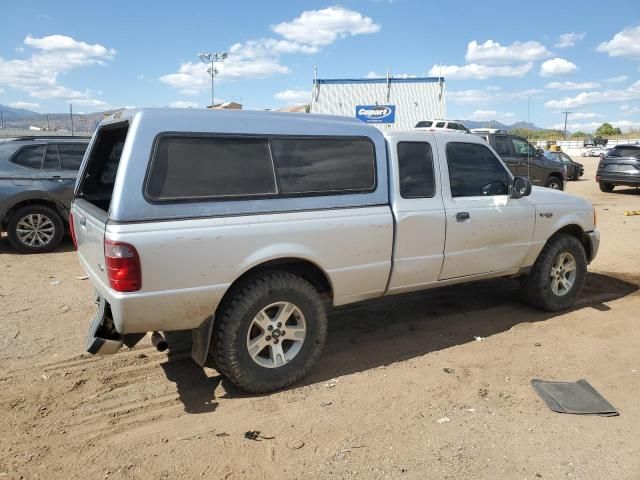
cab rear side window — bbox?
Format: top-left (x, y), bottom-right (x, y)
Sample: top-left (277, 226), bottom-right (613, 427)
top-left (397, 142), bottom-right (435, 198)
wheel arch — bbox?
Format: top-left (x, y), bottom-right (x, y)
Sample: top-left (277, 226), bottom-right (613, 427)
top-left (2, 197), bottom-right (68, 228)
top-left (191, 257), bottom-right (333, 367)
top-left (549, 224), bottom-right (591, 261)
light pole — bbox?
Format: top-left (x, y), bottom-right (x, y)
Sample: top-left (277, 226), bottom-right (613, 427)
top-left (198, 51), bottom-right (227, 109)
top-left (562, 111), bottom-right (572, 140)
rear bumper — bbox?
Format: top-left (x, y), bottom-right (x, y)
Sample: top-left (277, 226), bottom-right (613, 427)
top-left (79, 255), bottom-right (228, 334)
top-left (596, 172), bottom-right (640, 186)
top-left (586, 230), bottom-right (600, 264)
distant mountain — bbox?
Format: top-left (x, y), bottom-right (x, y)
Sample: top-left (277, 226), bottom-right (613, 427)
top-left (0, 106), bottom-right (118, 133)
top-left (461, 119), bottom-right (544, 131)
top-left (0, 104), bottom-right (41, 120)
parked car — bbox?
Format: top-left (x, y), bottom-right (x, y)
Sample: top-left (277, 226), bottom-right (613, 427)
top-left (582, 147), bottom-right (609, 157)
top-left (74, 109), bottom-right (599, 393)
top-left (415, 119), bottom-right (470, 133)
top-left (0, 136), bottom-right (90, 253)
top-left (473, 132), bottom-right (567, 189)
top-left (545, 150), bottom-right (584, 180)
top-left (584, 136), bottom-right (608, 147)
top-left (596, 144), bottom-right (640, 192)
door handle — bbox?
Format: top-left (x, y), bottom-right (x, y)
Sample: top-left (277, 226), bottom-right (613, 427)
top-left (456, 212), bottom-right (470, 222)
top-left (51, 175), bottom-right (64, 182)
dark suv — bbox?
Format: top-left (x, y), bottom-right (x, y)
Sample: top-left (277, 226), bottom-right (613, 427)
top-left (0, 136), bottom-right (90, 253)
top-left (473, 133), bottom-right (566, 189)
top-left (596, 144), bottom-right (640, 192)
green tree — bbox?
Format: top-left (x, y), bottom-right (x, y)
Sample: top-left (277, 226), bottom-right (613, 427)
top-left (571, 131), bottom-right (588, 138)
top-left (594, 122), bottom-right (622, 136)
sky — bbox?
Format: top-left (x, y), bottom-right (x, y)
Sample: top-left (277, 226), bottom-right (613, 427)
top-left (1, 0), bottom-right (639, 132)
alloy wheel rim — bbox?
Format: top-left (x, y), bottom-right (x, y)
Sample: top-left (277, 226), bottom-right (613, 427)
top-left (16, 214), bottom-right (55, 247)
top-left (549, 251), bottom-right (577, 296)
top-left (246, 301), bottom-right (307, 368)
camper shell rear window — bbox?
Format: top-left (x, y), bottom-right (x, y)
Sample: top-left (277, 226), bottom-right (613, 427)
top-left (76, 122), bottom-right (129, 212)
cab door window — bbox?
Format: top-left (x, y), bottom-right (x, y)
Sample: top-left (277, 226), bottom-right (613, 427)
top-left (493, 135), bottom-right (512, 157)
top-left (44, 145), bottom-right (61, 170)
top-left (446, 142), bottom-right (509, 197)
top-left (58, 143), bottom-right (87, 171)
top-left (511, 137), bottom-right (535, 157)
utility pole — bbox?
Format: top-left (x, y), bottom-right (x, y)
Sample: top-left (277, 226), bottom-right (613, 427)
top-left (46, 114), bottom-right (50, 131)
top-left (562, 111), bottom-right (571, 139)
top-left (70, 104), bottom-right (74, 136)
top-left (198, 51), bottom-right (228, 109)
top-left (0, 111), bottom-right (3, 129)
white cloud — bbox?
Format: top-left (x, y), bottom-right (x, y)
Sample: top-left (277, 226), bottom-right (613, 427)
top-left (448, 88), bottom-right (541, 105)
top-left (365, 71), bottom-right (417, 79)
top-left (168, 100), bottom-right (199, 108)
top-left (540, 58), bottom-right (577, 77)
top-left (507, 88), bottom-right (543, 99)
top-left (8, 101), bottom-right (40, 110)
top-left (545, 80), bottom-right (640, 109)
top-left (555, 32), bottom-right (585, 48)
top-left (606, 75), bottom-right (629, 83)
top-left (467, 110), bottom-right (516, 121)
top-left (568, 112), bottom-right (603, 120)
top-left (545, 81), bottom-right (600, 90)
top-left (429, 62), bottom-right (532, 80)
top-left (597, 25), bottom-right (640, 59)
top-left (274, 89), bottom-right (310, 104)
top-left (0, 34), bottom-right (114, 109)
top-left (272, 6), bottom-right (380, 47)
top-left (447, 89), bottom-right (495, 105)
top-left (465, 40), bottom-right (551, 65)
top-left (162, 7), bottom-right (380, 94)
top-left (621, 104), bottom-right (640, 114)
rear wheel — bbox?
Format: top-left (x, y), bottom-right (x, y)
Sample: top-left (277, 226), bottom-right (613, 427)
top-left (211, 272), bottom-right (327, 393)
top-left (521, 234), bottom-right (587, 312)
top-left (599, 182), bottom-right (614, 192)
top-left (7, 205), bottom-right (64, 253)
top-left (545, 176), bottom-right (564, 190)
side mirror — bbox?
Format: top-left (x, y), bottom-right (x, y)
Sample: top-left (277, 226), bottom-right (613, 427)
top-left (511, 176), bottom-right (532, 199)
top-left (536, 148), bottom-right (544, 157)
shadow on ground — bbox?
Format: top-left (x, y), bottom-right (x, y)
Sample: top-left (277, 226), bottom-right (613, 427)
top-left (0, 235), bottom-right (76, 255)
top-left (160, 271), bottom-right (638, 409)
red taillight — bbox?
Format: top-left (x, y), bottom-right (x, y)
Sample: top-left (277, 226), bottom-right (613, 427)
top-left (69, 213), bottom-right (77, 249)
top-left (104, 240), bottom-right (141, 292)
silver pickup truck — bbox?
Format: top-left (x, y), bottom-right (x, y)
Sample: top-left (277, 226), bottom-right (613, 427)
top-left (72, 109), bottom-right (599, 393)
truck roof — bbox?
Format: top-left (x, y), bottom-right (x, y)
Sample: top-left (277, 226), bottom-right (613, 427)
top-left (101, 108), bottom-right (376, 135)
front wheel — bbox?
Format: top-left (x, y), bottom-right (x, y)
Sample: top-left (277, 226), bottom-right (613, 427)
top-left (211, 272), bottom-right (327, 393)
top-left (545, 176), bottom-right (564, 190)
top-left (599, 182), bottom-right (614, 192)
top-left (521, 234), bottom-right (587, 311)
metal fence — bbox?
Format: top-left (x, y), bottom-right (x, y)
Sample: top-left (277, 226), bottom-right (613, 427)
top-left (0, 128), bottom-right (83, 138)
top-left (533, 138), bottom-right (640, 149)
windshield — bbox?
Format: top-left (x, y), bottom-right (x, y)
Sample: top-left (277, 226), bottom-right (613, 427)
top-left (608, 146), bottom-right (640, 158)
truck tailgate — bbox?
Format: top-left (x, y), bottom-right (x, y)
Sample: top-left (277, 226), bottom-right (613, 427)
top-left (72, 199), bottom-right (109, 288)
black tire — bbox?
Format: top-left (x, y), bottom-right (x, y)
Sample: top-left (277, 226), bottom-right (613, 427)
top-left (544, 176), bottom-right (564, 190)
top-left (212, 272), bottom-right (327, 393)
top-left (521, 234), bottom-right (587, 312)
top-left (599, 182), bottom-right (614, 193)
top-left (7, 205), bottom-right (65, 254)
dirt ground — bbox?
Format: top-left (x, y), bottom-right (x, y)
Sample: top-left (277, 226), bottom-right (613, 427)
top-left (1, 156), bottom-right (639, 480)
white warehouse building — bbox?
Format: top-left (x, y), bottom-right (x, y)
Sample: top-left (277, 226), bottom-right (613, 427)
top-left (310, 75), bottom-right (446, 131)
